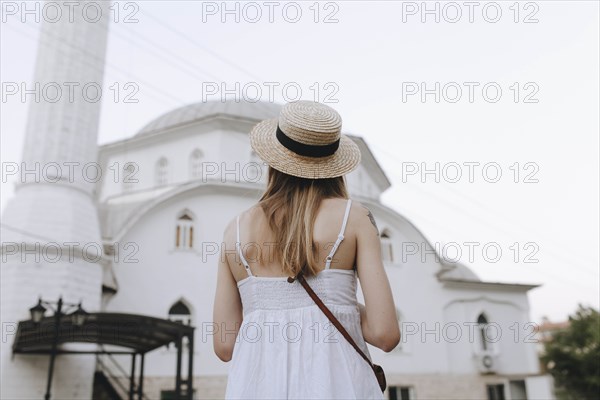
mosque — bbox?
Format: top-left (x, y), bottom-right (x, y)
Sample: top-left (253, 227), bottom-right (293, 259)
top-left (0, 2), bottom-right (555, 399)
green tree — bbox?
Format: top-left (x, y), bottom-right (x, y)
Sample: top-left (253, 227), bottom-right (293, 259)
top-left (541, 304), bottom-right (600, 400)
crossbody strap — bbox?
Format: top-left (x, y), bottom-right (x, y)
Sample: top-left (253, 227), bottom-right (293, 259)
top-left (293, 272), bottom-right (374, 369)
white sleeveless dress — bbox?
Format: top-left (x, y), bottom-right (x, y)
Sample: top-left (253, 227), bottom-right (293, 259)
top-left (225, 199), bottom-right (384, 399)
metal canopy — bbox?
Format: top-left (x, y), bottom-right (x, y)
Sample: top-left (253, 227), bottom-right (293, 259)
top-left (13, 312), bottom-right (193, 354)
top-left (12, 312), bottom-right (195, 400)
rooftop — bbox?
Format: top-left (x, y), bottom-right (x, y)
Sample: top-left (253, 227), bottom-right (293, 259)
top-left (136, 100), bottom-right (282, 136)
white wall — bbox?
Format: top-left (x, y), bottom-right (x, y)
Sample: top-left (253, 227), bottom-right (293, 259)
top-left (442, 291), bottom-right (539, 375)
top-left (97, 117), bottom-right (384, 204)
top-left (362, 204), bottom-right (541, 379)
top-left (103, 188), bottom-right (260, 377)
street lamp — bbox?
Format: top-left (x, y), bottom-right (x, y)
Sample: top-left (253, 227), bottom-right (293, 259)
top-left (29, 299), bottom-right (47, 323)
top-left (69, 303), bottom-right (89, 327)
top-left (28, 296), bottom-right (88, 400)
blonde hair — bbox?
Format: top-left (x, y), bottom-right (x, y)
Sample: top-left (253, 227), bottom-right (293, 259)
top-left (258, 166), bottom-right (349, 277)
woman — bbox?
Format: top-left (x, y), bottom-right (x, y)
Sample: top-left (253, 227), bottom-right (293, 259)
top-left (213, 101), bottom-right (400, 399)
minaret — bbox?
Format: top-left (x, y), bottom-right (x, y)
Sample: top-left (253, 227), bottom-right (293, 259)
top-left (0, 1), bottom-right (110, 398)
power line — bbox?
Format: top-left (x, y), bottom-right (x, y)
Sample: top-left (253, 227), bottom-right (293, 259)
top-left (109, 24), bottom-right (222, 82)
top-left (8, 16), bottom-right (282, 121)
top-left (437, 172), bottom-right (599, 269)
top-left (369, 141), bottom-right (597, 264)
top-left (6, 22), bottom-right (187, 107)
top-left (139, 8), bottom-right (264, 83)
top-left (370, 143), bottom-right (600, 284)
top-left (383, 180), bottom-right (599, 292)
top-left (138, 8), bottom-right (281, 115)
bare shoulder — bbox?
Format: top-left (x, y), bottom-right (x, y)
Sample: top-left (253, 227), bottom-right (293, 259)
top-left (224, 205), bottom-right (261, 239)
top-left (349, 200), bottom-right (380, 237)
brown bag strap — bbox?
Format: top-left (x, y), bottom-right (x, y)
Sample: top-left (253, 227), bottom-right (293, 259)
top-left (290, 271), bottom-right (375, 369)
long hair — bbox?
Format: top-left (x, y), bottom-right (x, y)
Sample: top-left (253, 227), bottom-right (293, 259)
top-left (258, 166), bottom-right (349, 277)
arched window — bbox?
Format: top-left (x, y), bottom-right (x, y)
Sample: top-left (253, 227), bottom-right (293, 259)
top-left (175, 211), bottom-right (194, 250)
top-left (155, 157), bottom-right (169, 186)
top-left (381, 230), bottom-right (394, 263)
top-left (189, 149), bottom-right (204, 179)
top-left (168, 300), bottom-right (191, 325)
top-left (122, 162), bottom-right (137, 192)
top-left (478, 313), bottom-right (490, 351)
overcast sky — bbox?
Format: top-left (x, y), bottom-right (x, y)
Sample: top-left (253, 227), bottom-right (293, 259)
top-left (1, 1), bottom-right (598, 324)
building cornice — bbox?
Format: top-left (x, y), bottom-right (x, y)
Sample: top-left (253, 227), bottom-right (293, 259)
top-left (440, 278), bottom-right (541, 292)
top-left (102, 180), bottom-right (265, 242)
top-left (98, 115), bottom-right (258, 154)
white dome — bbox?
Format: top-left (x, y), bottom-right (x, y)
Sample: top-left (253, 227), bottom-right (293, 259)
top-left (136, 100), bottom-right (282, 136)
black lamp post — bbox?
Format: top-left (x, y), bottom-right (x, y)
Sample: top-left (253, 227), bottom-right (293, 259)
top-left (29, 296), bottom-right (88, 400)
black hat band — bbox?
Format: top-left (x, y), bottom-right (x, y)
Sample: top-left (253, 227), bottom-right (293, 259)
top-left (276, 125), bottom-right (340, 158)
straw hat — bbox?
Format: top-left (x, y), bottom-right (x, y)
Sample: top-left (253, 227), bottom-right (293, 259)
top-left (249, 101), bottom-right (362, 179)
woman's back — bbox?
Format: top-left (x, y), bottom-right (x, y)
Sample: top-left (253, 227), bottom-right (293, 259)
top-left (229, 197), bottom-right (358, 282)
top-left (224, 198), bottom-right (385, 399)
top-left (213, 101), bottom-right (399, 399)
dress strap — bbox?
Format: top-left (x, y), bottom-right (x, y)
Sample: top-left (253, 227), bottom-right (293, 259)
top-left (236, 215), bottom-right (253, 277)
top-left (325, 199), bottom-right (353, 270)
